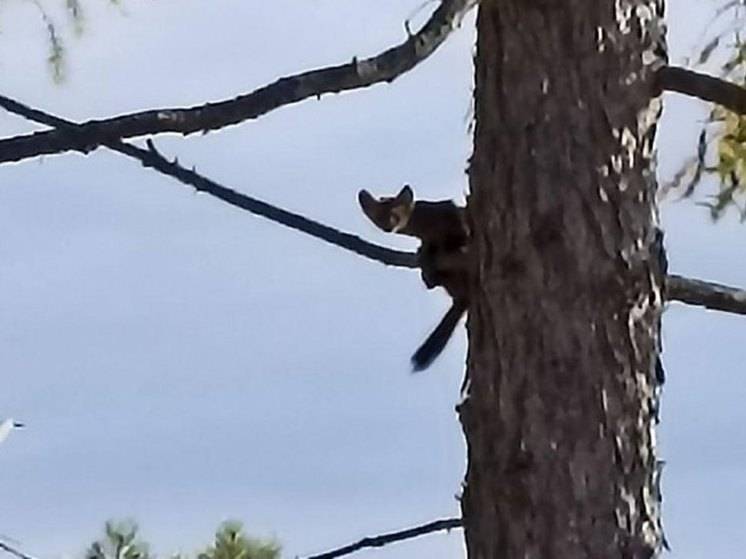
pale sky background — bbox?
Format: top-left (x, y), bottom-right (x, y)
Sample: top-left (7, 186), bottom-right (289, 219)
top-left (0, 1), bottom-right (744, 559)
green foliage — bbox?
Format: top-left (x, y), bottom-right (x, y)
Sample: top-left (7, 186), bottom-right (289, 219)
top-left (2, 0), bottom-right (122, 82)
top-left (85, 521), bottom-right (280, 559)
top-left (34, 1), bottom-right (67, 83)
top-left (66, 0), bottom-right (86, 35)
top-left (199, 522), bottom-right (281, 559)
top-left (708, 107), bottom-right (746, 218)
top-left (667, 0), bottom-right (746, 219)
top-left (86, 521), bottom-right (152, 559)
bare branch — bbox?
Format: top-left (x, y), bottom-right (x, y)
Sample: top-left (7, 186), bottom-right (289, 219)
top-left (667, 274), bottom-right (746, 315)
top-left (5, 100), bottom-right (746, 313)
top-left (0, 94), bottom-right (418, 269)
top-left (658, 66), bottom-right (746, 115)
top-left (142, 140), bottom-right (419, 268)
top-left (0, 0), bottom-right (476, 165)
top-left (6, 94), bottom-right (746, 310)
top-left (303, 517), bottom-right (462, 559)
top-left (0, 541), bottom-right (37, 559)
top-left (0, 518), bottom-right (462, 559)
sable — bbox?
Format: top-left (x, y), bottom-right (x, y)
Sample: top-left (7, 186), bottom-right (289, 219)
top-left (0, 94), bottom-right (417, 269)
top-left (358, 185), bottom-right (470, 370)
top-left (2, 99), bottom-right (745, 321)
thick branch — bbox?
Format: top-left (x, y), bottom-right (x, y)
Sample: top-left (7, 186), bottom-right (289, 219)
top-left (0, 95), bottom-right (418, 268)
top-left (0, 0), bottom-right (475, 165)
top-left (5, 101), bottom-right (746, 310)
top-left (304, 517), bottom-right (462, 559)
top-left (658, 66), bottom-right (746, 115)
top-left (666, 274), bottom-right (746, 315)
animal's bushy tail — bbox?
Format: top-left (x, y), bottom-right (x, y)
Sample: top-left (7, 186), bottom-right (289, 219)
top-left (411, 300), bottom-right (466, 371)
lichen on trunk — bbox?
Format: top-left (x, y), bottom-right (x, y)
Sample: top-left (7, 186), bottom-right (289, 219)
top-left (459, 1), bottom-right (667, 557)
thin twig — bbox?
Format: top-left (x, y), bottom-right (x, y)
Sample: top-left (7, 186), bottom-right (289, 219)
top-left (0, 94), bottom-right (418, 269)
top-left (3, 102), bottom-right (746, 309)
top-left (0, 541), bottom-right (37, 559)
top-left (303, 517), bottom-right (462, 559)
top-left (0, 0), bottom-right (476, 165)
top-left (5, 96), bottom-right (746, 307)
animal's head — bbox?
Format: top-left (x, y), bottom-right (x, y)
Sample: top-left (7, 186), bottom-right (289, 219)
top-left (358, 185), bottom-right (415, 233)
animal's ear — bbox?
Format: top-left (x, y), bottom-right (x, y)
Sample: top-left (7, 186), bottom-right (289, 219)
top-left (358, 189), bottom-right (377, 214)
top-left (397, 185), bottom-right (414, 206)
top-left (359, 189), bottom-right (387, 226)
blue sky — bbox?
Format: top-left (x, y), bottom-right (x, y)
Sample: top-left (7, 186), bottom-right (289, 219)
top-left (0, 2), bottom-right (744, 559)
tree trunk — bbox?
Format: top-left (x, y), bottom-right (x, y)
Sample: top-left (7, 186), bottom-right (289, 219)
top-left (459, 2), bottom-right (668, 558)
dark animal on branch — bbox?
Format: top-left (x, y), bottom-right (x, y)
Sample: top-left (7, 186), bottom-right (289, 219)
top-left (2, 98), bottom-right (746, 326)
top-left (359, 185), bottom-right (470, 370)
top-left (0, 94), bottom-right (417, 269)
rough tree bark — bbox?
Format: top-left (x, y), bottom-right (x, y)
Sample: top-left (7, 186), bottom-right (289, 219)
top-left (459, 1), bottom-right (667, 558)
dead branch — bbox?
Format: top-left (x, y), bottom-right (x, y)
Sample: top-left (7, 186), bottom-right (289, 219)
top-left (0, 0), bottom-right (475, 165)
top-left (3, 100), bottom-right (746, 313)
top-left (658, 66), bottom-right (746, 115)
top-left (0, 518), bottom-right (462, 559)
top-left (0, 94), bottom-right (418, 269)
top-left (667, 274), bottom-right (746, 315)
top-left (303, 517), bottom-right (462, 559)
top-left (0, 541), bottom-right (36, 559)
